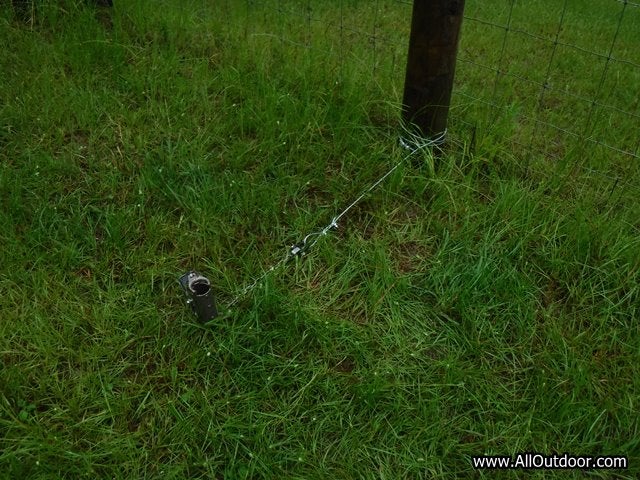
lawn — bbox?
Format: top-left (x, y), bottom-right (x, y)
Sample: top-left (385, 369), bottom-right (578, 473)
top-left (0, 1), bottom-right (638, 478)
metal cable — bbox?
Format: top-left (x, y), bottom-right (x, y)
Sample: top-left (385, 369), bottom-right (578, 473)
top-left (225, 129), bottom-right (446, 310)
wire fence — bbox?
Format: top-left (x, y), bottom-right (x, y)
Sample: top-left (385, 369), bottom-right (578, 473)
top-left (461, 1), bottom-right (639, 156)
top-left (242, 0), bottom-right (640, 195)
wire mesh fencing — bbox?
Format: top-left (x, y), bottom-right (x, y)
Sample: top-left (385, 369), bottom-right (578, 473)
top-left (240, 0), bottom-right (640, 201)
top-left (459, 1), bottom-right (639, 176)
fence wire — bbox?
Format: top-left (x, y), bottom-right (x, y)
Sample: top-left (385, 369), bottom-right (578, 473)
top-left (241, 0), bottom-right (639, 184)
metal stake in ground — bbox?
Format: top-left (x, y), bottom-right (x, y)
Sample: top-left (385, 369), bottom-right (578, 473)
top-left (402, 0), bottom-right (466, 143)
top-left (179, 271), bottom-right (218, 323)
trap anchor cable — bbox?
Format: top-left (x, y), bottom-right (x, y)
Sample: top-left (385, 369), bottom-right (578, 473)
top-left (181, 129), bottom-right (446, 317)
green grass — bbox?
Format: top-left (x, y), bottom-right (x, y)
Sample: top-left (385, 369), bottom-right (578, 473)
top-left (1, 1), bottom-right (639, 478)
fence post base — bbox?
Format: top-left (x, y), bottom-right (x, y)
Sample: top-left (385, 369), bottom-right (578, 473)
top-left (402, 0), bottom-right (466, 142)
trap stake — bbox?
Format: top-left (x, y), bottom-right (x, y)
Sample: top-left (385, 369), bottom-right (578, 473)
top-left (179, 271), bottom-right (218, 322)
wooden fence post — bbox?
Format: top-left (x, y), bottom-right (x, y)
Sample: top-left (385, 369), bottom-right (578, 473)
top-left (402, 0), bottom-right (466, 142)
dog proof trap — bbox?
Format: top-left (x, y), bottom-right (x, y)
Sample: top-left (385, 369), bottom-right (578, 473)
top-left (179, 271), bottom-right (218, 322)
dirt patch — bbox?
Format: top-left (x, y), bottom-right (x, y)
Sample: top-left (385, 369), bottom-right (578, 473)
top-left (333, 356), bottom-right (356, 374)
